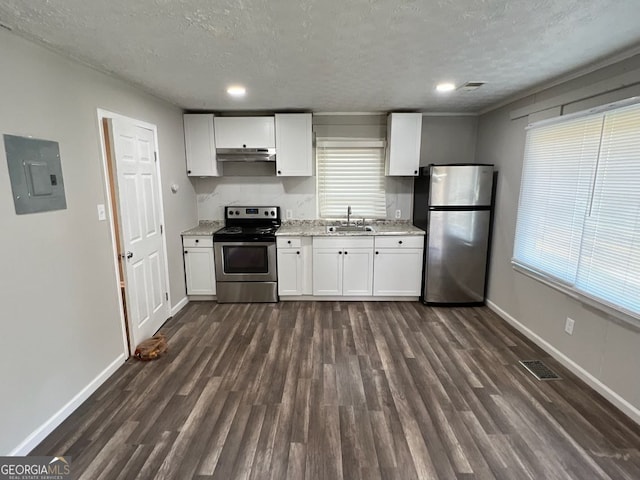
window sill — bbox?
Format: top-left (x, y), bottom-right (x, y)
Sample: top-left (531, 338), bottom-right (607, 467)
top-left (511, 261), bottom-right (640, 331)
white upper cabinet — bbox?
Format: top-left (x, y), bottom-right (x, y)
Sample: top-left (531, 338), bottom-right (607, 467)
top-left (184, 114), bottom-right (221, 176)
top-left (385, 113), bottom-right (423, 176)
top-left (213, 116), bottom-right (275, 148)
top-left (275, 113), bottom-right (313, 176)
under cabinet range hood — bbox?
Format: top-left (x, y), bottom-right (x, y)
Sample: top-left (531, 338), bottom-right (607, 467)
top-left (216, 147), bottom-right (276, 162)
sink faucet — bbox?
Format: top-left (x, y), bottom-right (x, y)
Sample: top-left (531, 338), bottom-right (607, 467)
top-left (346, 205), bottom-right (352, 226)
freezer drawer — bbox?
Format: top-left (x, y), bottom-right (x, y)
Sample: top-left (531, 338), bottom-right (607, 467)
top-left (424, 209), bottom-right (491, 304)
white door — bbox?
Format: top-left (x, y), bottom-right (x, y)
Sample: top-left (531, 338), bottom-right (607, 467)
top-left (109, 118), bottom-right (170, 351)
top-left (313, 249), bottom-right (342, 295)
top-left (184, 248), bottom-right (216, 295)
top-left (373, 249), bottom-right (423, 296)
top-left (277, 249), bottom-right (302, 296)
top-left (275, 113), bottom-right (312, 176)
top-left (213, 117), bottom-right (275, 148)
top-left (343, 249), bottom-right (374, 296)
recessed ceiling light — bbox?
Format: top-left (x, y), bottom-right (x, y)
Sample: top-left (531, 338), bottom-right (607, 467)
top-left (436, 82), bottom-right (456, 93)
top-left (227, 85), bottom-right (246, 97)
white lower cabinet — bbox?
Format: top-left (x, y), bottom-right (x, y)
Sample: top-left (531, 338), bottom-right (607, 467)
top-left (313, 237), bottom-right (374, 296)
top-left (183, 236), bottom-right (216, 295)
top-left (277, 236), bottom-right (312, 296)
top-left (373, 236), bottom-right (424, 296)
top-left (279, 234), bottom-right (424, 298)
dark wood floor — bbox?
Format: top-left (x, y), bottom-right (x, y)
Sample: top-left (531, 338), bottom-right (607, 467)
top-left (33, 301), bottom-right (640, 479)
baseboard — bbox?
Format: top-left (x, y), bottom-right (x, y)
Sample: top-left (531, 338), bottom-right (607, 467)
top-left (186, 295), bottom-right (216, 302)
top-left (486, 300), bottom-right (640, 425)
top-left (9, 353), bottom-right (127, 456)
top-left (171, 296), bottom-right (189, 316)
top-left (280, 296), bottom-right (420, 302)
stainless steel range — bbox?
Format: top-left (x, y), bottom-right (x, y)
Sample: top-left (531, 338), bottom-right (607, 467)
top-left (213, 206), bottom-right (281, 303)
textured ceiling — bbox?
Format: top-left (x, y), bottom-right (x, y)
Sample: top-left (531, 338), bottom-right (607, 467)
top-left (2, 0), bottom-right (640, 113)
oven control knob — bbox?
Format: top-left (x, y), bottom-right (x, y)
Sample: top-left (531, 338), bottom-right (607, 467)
top-left (270, 211), bottom-right (275, 216)
top-left (235, 210), bottom-right (240, 215)
top-left (264, 211), bottom-right (269, 216)
top-left (229, 211), bottom-right (234, 215)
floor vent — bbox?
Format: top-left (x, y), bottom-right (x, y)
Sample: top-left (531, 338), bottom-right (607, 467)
top-left (519, 360), bottom-right (561, 381)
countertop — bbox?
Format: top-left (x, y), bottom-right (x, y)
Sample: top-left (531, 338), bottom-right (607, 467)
top-left (182, 220), bottom-right (425, 237)
top-left (181, 220), bottom-right (223, 236)
top-left (275, 220), bottom-right (425, 237)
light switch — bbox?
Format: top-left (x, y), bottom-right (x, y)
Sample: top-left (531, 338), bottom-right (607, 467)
top-left (97, 204), bottom-right (106, 221)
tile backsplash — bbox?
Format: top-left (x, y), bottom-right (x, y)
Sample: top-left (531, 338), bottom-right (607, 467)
top-left (194, 175), bottom-right (413, 221)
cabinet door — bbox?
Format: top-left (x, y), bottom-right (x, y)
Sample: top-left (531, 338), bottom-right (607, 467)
top-left (385, 113), bottom-right (422, 176)
top-left (213, 117), bottom-right (275, 148)
top-left (184, 114), bottom-right (220, 176)
top-left (184, 248), bottom-right (216, 295)
top-left (342, 249), bottom-right (373, 296)
top-left (313, 248), bottom-right (342, 295)
top-left (373, 249), bottom-right (423, 296)
top-left (277, 249), bottom-right (303, 296)
top-left (275, 113), bottom-right (312, 176)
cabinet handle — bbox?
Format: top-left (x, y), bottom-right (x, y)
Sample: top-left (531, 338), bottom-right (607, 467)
top-left (184, 250), bottom-right (188, 254)
top-left (414, 170), bottom-right (418, 174)
top-left (399, 240), bottom-right (403, 245)
top-left (278, 170), bottom-right (282, 175)
top-left (344, 251), bottom-right (348, 255)
top-left (296, 251), bottom-right (300, 255)
top-left (187, 169), bottom-right (191, 174)
top-left (375, 251), bottom-right (379, 254)
top-left (287, 240), bottom-right (291, 244)
top-left (195, 239), bottom-right (199, 243)
top-left (338, 251), bottom-right (342, 254)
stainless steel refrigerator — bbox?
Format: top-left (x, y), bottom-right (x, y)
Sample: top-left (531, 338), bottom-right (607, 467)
top-left (413, 164), bottom-right (496, 305)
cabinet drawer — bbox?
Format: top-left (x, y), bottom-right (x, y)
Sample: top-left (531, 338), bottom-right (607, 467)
top-left (277, 237), bottom-right (302, 248)
top-left (313, 236), bottom-right (374, 249)
top-left (183, 236), bottom-right (213, 248)
top-left (374, 235), bottom-right (423, 249)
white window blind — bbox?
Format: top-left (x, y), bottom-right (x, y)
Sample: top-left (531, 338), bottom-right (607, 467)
top-left (575, 107), bottom-right (640, 314)
top-left (316, 139), bottom-right (387, 219)
top-left (513, 101), bottom-right (640, 319)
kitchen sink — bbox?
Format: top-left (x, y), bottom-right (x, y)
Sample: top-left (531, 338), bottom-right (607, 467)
top-left (325, 225), bottom-right (375, 233)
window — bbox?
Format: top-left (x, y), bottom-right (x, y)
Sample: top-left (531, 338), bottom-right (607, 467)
top-left (316, 138), bottom-right (386, 219)
top-left (513, 100), bottom-right (640, 320)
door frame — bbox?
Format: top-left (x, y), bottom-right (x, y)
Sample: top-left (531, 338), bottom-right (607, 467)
top-left (96, 109), bottom-right (172, 356)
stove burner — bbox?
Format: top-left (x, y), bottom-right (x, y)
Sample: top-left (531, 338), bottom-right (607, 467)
top-left (221, 227), bottom-right (242, 234)
top-left (256, 227), bottom-right (274, 234)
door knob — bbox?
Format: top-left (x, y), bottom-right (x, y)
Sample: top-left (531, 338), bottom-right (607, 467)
top-left (126, 251), bottom-right (133, 259)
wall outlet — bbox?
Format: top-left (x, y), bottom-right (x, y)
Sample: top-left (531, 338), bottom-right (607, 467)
top-left (564, 317), bottom-right (575, 335)
top-left (97, 204), bottom-right (106, 221)
top-left (286, 209), bottom-right (293, 220)
top-left (395, 209), bottom-right (402, 219)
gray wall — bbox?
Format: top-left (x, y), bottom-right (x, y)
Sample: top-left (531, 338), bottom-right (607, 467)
top-left (420, 115), bottom-right (478, 165)
top-left (0, 30), bottom-right (196, 454)
top-left (476, 55), bottom-right (640, 415)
